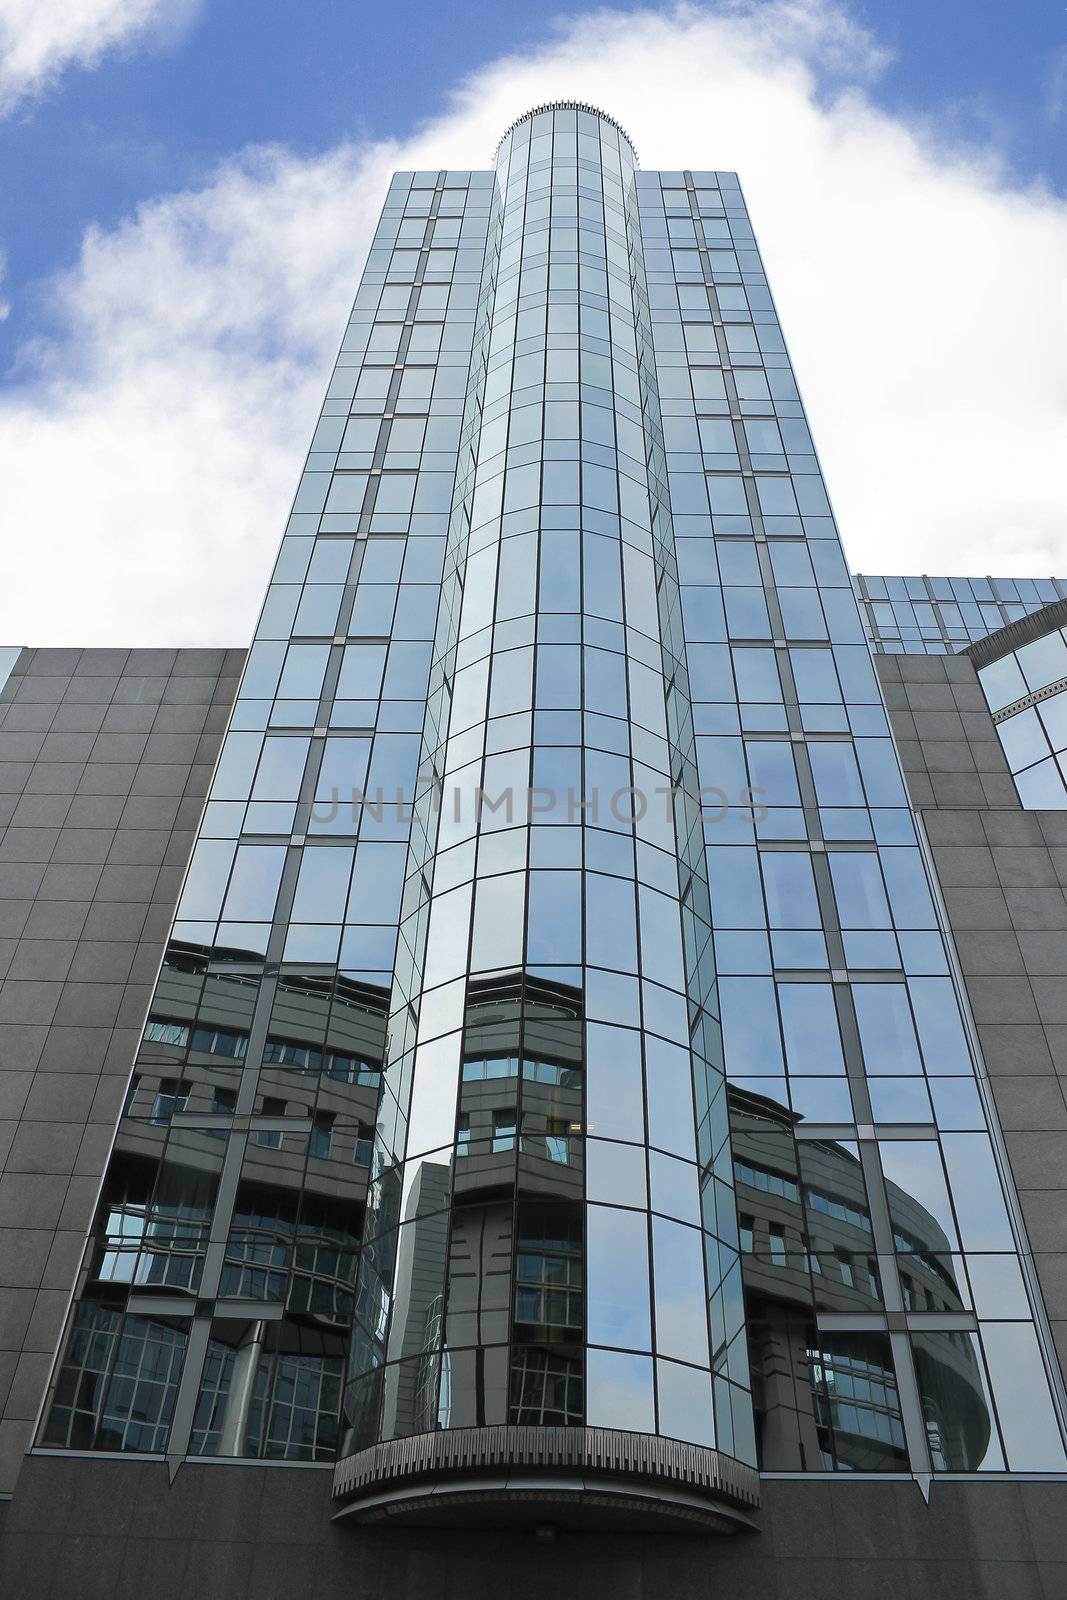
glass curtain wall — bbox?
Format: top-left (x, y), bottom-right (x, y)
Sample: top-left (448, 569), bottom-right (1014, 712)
top-left (37, 104), bottom-right (1067, 1487)
top-left (975, 612), bottom-right (1067, 807)
top-left (640, 166), bottom-right (1067, 1473)
top-left (39, 164), bottom-right (495, 1466)
top-left (856, 574), bottom-right (1067, 654)
top-left (342, 103), bottom-right (749, 1468)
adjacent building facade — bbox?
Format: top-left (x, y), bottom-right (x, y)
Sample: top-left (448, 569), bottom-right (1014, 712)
top-left (2, 103), bottom-right (1067, 1595)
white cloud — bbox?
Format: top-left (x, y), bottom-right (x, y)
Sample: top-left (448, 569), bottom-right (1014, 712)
top-left (0, 0), bottom-right (201, 116)
top-left (1, 0), bottom-right (1066, 646)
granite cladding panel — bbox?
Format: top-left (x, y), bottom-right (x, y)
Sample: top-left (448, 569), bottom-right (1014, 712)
top-left (877, 652), bottom-right (1067, 1389)
top-left (0, 647), bottom-right (242, 1496)
top-left (1, 1457), bottom-right (1066, 1600)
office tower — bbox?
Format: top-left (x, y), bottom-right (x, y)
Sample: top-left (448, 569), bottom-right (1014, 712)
top-left (3, 103), bottom-right (1067, 1595)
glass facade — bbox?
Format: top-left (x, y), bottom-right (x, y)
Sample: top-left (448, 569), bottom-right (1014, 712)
top-left (38, 104), bottom-right (1067, 1504)
top-left (0, 645), bottom-right (20, 695)
top-left (856, 574), bottom-right (1067, 655)
top-left (973, 605), bottom-right (1067, 807)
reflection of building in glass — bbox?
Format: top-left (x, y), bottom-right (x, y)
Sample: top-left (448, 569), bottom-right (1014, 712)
top-left (42, 943), bottom-right (386, 1462)
top-left (344, 975), bottom-right (587, 1448)
top-left (731, 1088), bottom-right (992, 1473)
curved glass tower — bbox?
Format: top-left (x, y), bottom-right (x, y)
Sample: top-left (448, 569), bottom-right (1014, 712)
top-left (337, 102), bottom-right (754, 1526)
top-left (36, 100), bottom-right (1067, 1537)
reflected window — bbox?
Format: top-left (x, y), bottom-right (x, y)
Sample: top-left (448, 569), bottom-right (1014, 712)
top-left (492, 1108), bottom-right (518, 1153)
top-left (222, 1193), bottom-right (294, 1303)
top-left (151, 1077), bottom-right (189, 1123)
top-left (510, 1348), bottom-right (582, 1425)
top-left (809, 1333), bottom-right (906, 1471)
top-left (262, 1035), bottom-right (381, 1085)
top-left (43, 1302), bottom-right (187, 1454)
top-left (248, 1350), bottom-right (343, 1459)
top-left (93, 1158), bottom-right (216, 1294)
top-left (255, 1096), bottom-right (286, 1150)
top-left (192, 1325), bottom-right (344, 1461)
top-left (143, 1020), bottom-right (189, 1049)
top-left (514, 1209), bottom-right (582, 1336)
top-left (310, 1113), bottom-right (334, 1159)
top-left (462, 1054), bottom-right (519, 1081)
top-left (191, 1024), bottom-right (248, 1059)
top-left (733, 1159), bottom-right (799, 1204)
top-left (208, 1088), bottom-right (236, 1131)
top-left (805, 1187), bottom-right (872, 1236)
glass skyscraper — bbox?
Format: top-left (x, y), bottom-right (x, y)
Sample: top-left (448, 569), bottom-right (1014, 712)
top-left (16, 104), bottom-right (1067, 1547)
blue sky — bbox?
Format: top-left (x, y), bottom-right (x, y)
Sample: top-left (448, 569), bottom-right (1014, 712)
top-left (0, 0), bottom-right (1065, 644)
top-left (1, 0), bottom-right (1063, 367)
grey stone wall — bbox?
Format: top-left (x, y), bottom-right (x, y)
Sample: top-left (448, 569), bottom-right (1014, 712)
top-left (0, 647), bottom-right (242, 1495)
top-left (877, 652), bottom-right (1067, 1386)
top-left (1, 1456), bottom-right (1065, 1600)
